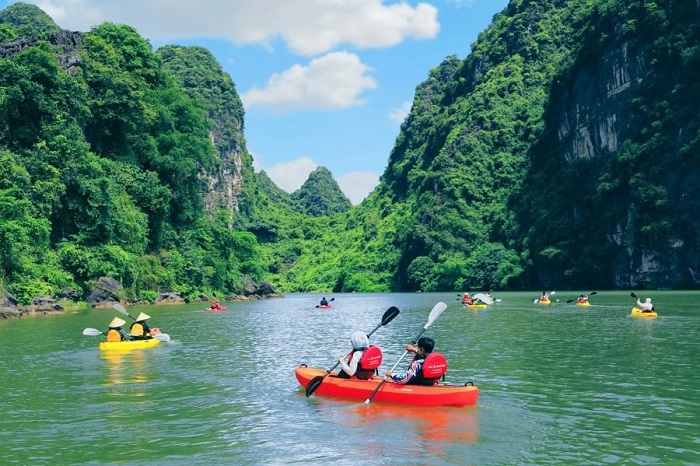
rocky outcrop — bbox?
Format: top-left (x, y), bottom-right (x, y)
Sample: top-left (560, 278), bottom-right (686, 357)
top-left (0, 29), bottom-right (83, 74)
top-left (87, 277), bottom-right (122, 308)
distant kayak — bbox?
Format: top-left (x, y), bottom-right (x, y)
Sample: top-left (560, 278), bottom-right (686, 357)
top-left (205, 307), bottom-right (228, 312)
top-left (576, 301), bottom-right (591, 307)
top-left (99, 338), bottom-right (160, 351)
top-left (631, 307), bottom-right (658, 318)
top-left (318, 304), bottom-right (331, 309)
top-left (465, 303), bottom-right (488, 309)
top-left (538, 300), bottom-right (551, 305)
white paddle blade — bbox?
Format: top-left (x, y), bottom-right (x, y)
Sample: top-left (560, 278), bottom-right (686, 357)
top-left (425, 302), bottom-right (448, 328)
top-left (112, 303), bottom-right (128, 315)
top-left (550, 291), bottom-right (556, 296)
top-left (475, 293), bottom-right (493, 305)
top-left (154, 333), bottom-right (171, 342)
top-left (82, 328), bottom-right (103, 336)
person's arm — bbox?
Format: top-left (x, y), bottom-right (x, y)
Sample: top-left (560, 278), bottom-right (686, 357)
top-left (339, 350), bottom-right (361, 376)
top-left (388, 359), bottom-right (420, 385)
top-left (119, 329), bottom-right (133, 340)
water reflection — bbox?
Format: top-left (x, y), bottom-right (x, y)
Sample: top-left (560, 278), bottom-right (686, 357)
top-left (314, 400), bottom-right (479, 461)
top-left (100, 350), bottom-right (150, 396)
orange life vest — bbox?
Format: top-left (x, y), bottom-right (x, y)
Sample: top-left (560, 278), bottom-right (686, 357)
top-left (106, 329), bottom-right (122, 342)
top-left (352, 345), bottom-right (383, 380)
top-left (417, 352), bottom-right (448, 385)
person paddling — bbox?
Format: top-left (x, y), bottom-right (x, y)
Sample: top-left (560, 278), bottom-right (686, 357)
top-left (129, 312), bottom-right (154, 340)
top-left (637, 297), bottom-right (655, 313)
top-left (337, 331), bottom-right (383, 380)
top-left (106, 317), bottom-right (131, 342)
top-left (385, 337), bottom-right (447, 386)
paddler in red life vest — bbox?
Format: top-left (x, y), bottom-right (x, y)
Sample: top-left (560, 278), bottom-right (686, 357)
top-left (129, 312), bottom-right (153, 340)
top-left (106, 317), bottom-right (131, 342)
top-left (461, 293), bottom-right (473, 305)
top-left (386, 337), bottom-right (448, 386)
top-left (577, 295), bottom-right (588, 304)
top-left (337, 331), bottom-right (383, 380)
top-left (211, 300), bottom-right (220, 310)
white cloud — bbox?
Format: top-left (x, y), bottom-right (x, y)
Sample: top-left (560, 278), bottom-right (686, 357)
top-left (241, 52), bottom-right (376, 112)
top-left (337, 171), bottom-right (380, 205)
top-left (265, 157), bottom-right (317, 193)
top-left (388, 101), bottom-right (412, 123)
top-left (31, 0), bottom-right (439, 56)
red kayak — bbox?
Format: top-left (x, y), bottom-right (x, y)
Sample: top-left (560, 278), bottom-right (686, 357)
top-left (318, 304), bottom-right (331, 309)
top-left (295, 365), bottom-right (478, 407)
top-left (205, 307), bottom-right (228, 312)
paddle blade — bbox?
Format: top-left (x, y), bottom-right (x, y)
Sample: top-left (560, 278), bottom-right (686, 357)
top-left (305, 375), bottom-right (326, 397)
top-left (550, 291), bottom-right (556, 296)
top-left (567, 300), bottom-right (574, 303)
top-left (590, 291), bottom-right (597, 296)
top-left (82, 328), bottom-right (103, 336)
top-left (475, 293), bottom-right (493, 305)
top-left (381, 306), bottom-right (400, 326)
top-left (630, 292), bottom-right (637, 299)
top-left (154, 333), bottom-right (171, 342)
top-left (112, 303), bottom-right (133, 319)
top-left (425, 302), bottom-right (447, 329)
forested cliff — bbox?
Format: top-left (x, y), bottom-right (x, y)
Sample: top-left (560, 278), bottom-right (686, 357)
top-left (0, 0), bottom-right (698, 307)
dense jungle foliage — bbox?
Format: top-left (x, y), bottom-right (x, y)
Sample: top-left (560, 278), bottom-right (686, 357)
top-left (0, 0), bottom-right (698, 303)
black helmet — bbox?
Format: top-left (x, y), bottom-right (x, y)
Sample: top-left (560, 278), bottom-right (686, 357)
top-left (417, 337), bottom-right (434, 353)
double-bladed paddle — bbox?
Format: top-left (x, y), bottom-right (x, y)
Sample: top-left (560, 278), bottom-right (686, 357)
top-left (112, 303), bottom-right (171, 342)
top-left (82, 327), bottom-right (171, 342)
top-left (315, 297), bottom-right (335, 308)
top-left (533, 291), bottom-right (556, 304)
top-left (305, 305), bottom-right (400, 397)
top-left (566, 291), bottom-right (597, 304)
top-left (363, 301), bottom-right (447, 404)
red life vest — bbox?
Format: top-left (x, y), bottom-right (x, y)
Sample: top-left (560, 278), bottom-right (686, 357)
top-left (351, 345), bottom-right (382, 380)
top-left (418, 352), bottom-right (448, 385)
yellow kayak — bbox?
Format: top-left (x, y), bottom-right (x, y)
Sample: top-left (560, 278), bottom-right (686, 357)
top-left (99, 338), bottom-right (161, 351)
top-left (576, 301), bottom-right (591, 307)
top-left (539, 300), bottom-right (551, 305)
top-left (631, 307), bottom-right (658, 318)
top-left (465, 303), bottom-right (488, 309)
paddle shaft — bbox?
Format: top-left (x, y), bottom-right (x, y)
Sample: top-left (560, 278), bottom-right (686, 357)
top-left (364, 326), bottom-right (432, 404)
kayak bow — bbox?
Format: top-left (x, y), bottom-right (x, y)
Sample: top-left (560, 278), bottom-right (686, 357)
top-left (631, 307), bottom-right (658, 318)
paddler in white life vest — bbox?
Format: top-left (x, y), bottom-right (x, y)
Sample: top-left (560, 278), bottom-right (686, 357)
top-left (106, 317), bottom-right (131, 342)
top-left (637, 297), bottom-right (655, 313)
top-left (337, 331), bottom-right (383, 380)
top-left (129, 312), bottom-right (153, 340)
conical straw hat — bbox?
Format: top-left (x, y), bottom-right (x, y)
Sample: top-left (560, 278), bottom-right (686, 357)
top-left (109, 317), bottom-right (126, 328)
top-left (136, 312), bottom-right (151, 322)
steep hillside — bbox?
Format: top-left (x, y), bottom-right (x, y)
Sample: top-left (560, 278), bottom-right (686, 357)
top-left (267, 0), bottom-right (700, 292)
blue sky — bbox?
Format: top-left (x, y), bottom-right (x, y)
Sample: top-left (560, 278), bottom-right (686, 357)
top-left (4, 0), bottom-right (509, 204)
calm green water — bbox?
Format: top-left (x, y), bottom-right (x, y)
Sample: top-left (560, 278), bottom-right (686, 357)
top-left (1, 291), bottom-right (698, 465)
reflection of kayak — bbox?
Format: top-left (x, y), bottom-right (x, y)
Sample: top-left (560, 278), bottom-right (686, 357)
top-left (295, 366), bottom-right (479, 407)
top-left (576, 301), bottom-right (590, 307)
top-left (99, 338), bottom-right (160, 351)
top-left (205, 307), bottom-right (228, 312)
top-left (318, 305), bottom-right (331, 309)
top-left (465, 303), bottom-right (488, 309)
top-left (631, 307), bottom-right (658, 318)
